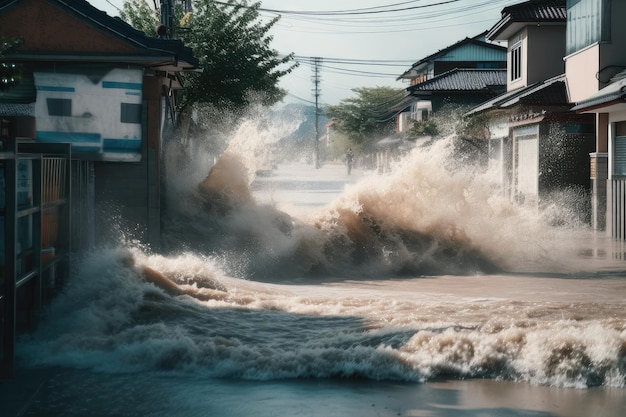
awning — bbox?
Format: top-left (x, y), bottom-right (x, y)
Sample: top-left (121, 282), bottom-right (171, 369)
top-left (571, 76), bottom-right (626, 113)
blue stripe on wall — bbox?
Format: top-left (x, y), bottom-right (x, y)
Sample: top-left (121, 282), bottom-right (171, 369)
top-left (70, 145), bottom-right (102, 153)
top-left (102, 81), bottom-right (142, 90)
top-left (37, 131), bottom-right (101, 143)
top-left (36, 85), bottom-right (75, 92)
top-left (103, 138), bottom-right (142, 152)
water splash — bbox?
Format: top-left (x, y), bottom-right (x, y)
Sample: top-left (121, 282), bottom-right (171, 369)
top-left (17, 105), bottom-right (626, 390)
top-left (18, 246), bottom-right (626, 388)
top-left (162, 110), bottom-right (593, 279)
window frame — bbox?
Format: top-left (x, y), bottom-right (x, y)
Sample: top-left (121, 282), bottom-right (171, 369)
top-left (510, 41), bottom-right (522, 82)
top-left (120, 102), bottom-right (142, 124)
top-left (46, 98), bottom-right (72, 117)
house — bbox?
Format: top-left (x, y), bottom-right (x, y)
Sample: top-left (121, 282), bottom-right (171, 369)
top-left (396, 32), bottom-right (507, 133)
top-left (0, 0), bottom-right (198, 377)
top-left (406, 68), bottom-right (507, 116)
top-left (465, 0), bottom-right (595, 208)
top-left (568, 0), bottom-right (626, 238)
top-left (0, 0), bottom-right (198, 249)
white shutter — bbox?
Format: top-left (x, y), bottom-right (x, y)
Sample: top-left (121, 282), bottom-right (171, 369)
top-left (517, 136), bottom-right (539, 197)
top-left (614, 136), bottom-right (626, 176)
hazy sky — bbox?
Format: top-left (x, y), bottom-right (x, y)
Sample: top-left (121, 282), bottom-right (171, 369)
top-left (88, 0), bottom-right (521, 105)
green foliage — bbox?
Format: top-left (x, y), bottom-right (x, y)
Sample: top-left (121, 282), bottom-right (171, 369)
top-left (119, 0), bottom-right (159, 35)
top-left (406, 104), bottom-right (490, 141)
top-left (325, 86), bottom-right (405, 148)
top-left (457, 111), bottom-right (490, 141)
top-left (408, 119), bottom-right (438, 138)
top-left (0, 37), bottom-right (23, 90)
top-left (121, 0), bottom-right (297, 112)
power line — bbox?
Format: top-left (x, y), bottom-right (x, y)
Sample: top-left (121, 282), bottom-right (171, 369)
top-left (255, 0), bottom-right (514, 21)
top-left (285, 92), bottom-right (316, 105)
top-left (319, 65), bottom-right (400, 78)
top-left (215, 0), bottom-right (463, 16)
top-left (103, 0), bottom-right (122, 13)
top-left (271, 16), bottom-right (499, 35)
top-left (265, 0), bottom-right (463, 16)
top-left (293, 55), bottom-right (412, 67)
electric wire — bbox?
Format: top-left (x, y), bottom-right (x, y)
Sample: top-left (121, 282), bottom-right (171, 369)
top-left (216, 0), bottom-right (464, 16)
top-left (254, 0), bottom-right (514, 21)
top-left (103, 0), bottom-right (122, 13)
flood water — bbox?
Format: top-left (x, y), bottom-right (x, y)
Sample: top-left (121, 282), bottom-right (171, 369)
top-left (12, 117), bottom-right (626, 416)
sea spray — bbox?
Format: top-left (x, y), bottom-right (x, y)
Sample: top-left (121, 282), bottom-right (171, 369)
top-left (17, 105), bottom-right (626, 390)
top-left (17, 247), bottom-right (626, 387)
top-left (160, 105), bottom-right (601, 279)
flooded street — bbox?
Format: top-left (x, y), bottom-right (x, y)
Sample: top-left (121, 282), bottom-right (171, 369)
top-left (9, 147), bottom-right (626, 416)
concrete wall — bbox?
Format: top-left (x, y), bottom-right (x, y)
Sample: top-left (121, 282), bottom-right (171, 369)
top-left (508, 25), bottom-right (566, 92)
top-left (93, 75), bottom-right (164, 251)
top-left (526, 25), bottom-right (566, 84)
top-left (566, 0), bottom-right (626, 103)
top-left (565, 45), bottom-right (601, 103)
top-left (599, 0), bottom-right (626, 84)
top-left (507, 28), bottom-right (527, 91)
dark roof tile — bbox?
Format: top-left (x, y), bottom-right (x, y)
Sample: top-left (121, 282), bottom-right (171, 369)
top-left (501, 0), bottom-right (566, 21)
top-left (408, 69), bottom-right (506, 93)
top-left (0, 0), bottom-right (199, 69)
top-left (467, 73), bottom-right (568, 115)
top-left (0, 102), bottom-right (34, 116)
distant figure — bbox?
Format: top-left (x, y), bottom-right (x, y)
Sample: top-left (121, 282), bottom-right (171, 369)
top-left (345, 148), bottom-right (354, 175)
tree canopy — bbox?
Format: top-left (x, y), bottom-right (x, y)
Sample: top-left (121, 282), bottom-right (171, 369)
top-left (120, 0), bottom-right (297, 112)
top-left (0, 37), bottom-right (23, 91)
top-left (325, 86), bottom-right (406, 148)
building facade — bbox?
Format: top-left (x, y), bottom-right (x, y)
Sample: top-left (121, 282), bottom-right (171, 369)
top-left (0, 0), bottom-right (198, 376)
top-left (467, 0), bottom-right (595, 210)
top-left (0, 0), bottom-right (198, 250)
top-left (396, 32), bottom-right (507, 132)
top-left (568, 0), bottom-right (626, 237)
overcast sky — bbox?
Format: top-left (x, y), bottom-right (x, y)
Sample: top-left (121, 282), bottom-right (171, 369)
top-left (88, 0), bottom-right (521, 106)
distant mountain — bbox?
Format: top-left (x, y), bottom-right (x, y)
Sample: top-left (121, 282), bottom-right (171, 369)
top-left (266, 103), bottom-right (330, 163)
top-left (273, 103), bottom-right (329, 143)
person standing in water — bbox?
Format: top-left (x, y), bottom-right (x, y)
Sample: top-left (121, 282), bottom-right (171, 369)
top-left (345, 148), bottom-right (354, 175)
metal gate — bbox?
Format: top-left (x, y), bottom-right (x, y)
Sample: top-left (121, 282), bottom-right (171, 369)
top-left (1, 141), bottom-right (71, 378)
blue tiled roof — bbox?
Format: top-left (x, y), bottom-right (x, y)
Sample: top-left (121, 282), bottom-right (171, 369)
top-left (398, 32), bottom-right (506, 80)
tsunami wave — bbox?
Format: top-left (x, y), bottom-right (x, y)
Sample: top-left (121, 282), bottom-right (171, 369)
top-left (160, 124), bottom-right (591, 280)
top-left (16, 109), bottom-right (626, 390)
top-left (17, 247), bottom-right (626, 389)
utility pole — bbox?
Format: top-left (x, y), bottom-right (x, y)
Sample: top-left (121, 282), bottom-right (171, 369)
top-left (312, 57), bottom-right (322, 169)
top-left (159, 0), bottom-right (174, 38)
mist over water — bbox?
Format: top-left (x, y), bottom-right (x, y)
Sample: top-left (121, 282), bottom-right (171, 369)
top-left (17, 107), bottom-right (626, 391)
top-left (160, 110), bottom-right (593, 280)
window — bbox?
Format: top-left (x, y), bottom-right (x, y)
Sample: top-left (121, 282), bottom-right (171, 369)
top-left (566, 0), bottom-right (611, 55)
top-left (614, 122), bottom-right (626, 176)
top-left (510, 42), bottom-right (522, 81)
top-left (46, 98), bottom-right (71, 116)
top-left (120, 103), bottom-right (142, 124)
top-left (477, 62), bottom-right (501, 69)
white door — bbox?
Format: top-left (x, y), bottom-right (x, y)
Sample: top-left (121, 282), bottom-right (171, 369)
top-left (516, 136), bottom-right (539, 200)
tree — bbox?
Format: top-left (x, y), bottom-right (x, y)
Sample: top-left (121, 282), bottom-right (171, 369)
top-left (0, 37), bottom-right (23, 90)
top-left (325, 87), bottom-right (406, 149)
top-left (120, 0), bottom-right (159, 35)
top-left (120, 0), bottom-right (297, 112)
